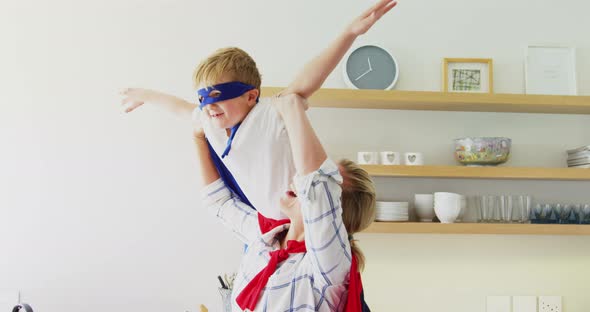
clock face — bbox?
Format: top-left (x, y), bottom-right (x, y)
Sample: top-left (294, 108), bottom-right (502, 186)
top-left (345, 45), bottom-right (398, 90)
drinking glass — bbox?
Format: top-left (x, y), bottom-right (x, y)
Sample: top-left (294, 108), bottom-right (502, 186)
top-left (480, 195), bottom-right (495, 223)
top-left (582, 204), bottom-right (590, 224)
top-left (521, 195), bottom-right (532, 223)
top-left (472, 195), bottom-right (483, 223)
top-left (509, 195), bottom-right (523, 223)
top-left (499, 195), bottom-right (513, 223)
top-left (489, 195), bottom-right (502, 223)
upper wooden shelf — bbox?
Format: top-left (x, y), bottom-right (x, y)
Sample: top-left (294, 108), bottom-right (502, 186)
top-left (360, 165), bottom-right (590, 181)
top-left (261, 87), bottom-right (590, 115)
top-left (363, 222), bottom-right (590, 235)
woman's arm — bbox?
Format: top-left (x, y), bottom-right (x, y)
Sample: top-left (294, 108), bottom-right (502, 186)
top-left (121, 88), bottom-right (197, 120)
top-left (280, 0), bottom-right (397, 100)
top-left (275, 95), bottom-right (351, 286)
top-left (194, 130), bottom-right (259, 244)
top-left (274, 95), bottom-right (326, 175)
top-left (193, 130), bottom-right (221, 186)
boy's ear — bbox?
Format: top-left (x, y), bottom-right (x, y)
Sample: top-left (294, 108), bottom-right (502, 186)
top-left (246, 89), bottom-right (260, 107)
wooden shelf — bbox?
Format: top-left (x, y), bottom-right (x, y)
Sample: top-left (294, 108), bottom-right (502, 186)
top-left (364, 222), bottom-right (590, 235)
top-left (261, 87), bottom-right (590, 114)
top-left (360, 165), bottom-right (590, 181)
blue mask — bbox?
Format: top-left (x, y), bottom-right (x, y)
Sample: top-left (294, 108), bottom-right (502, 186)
top-left (197, 81), bottom-right (259, 158)
top-left (197, 81), bottom-right (258, 110)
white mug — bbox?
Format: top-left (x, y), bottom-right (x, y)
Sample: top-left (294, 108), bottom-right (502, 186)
top-left (380, 151), bottom-right (401, 165)
top-left (357, 152), bottom-right (378, 165)
top-left (403, 152), bottom-right (424, 165)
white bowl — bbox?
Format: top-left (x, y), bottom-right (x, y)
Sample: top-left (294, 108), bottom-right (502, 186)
top-left (434, 192), bottom-right (462, 223)
top-left (414, 194), bottom-right (435, 222)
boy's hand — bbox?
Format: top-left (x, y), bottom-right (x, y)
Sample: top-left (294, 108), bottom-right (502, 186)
top-left (347, 0), bottom-right (398, 36)
top-left (120, 88), bottom-right (162, 113)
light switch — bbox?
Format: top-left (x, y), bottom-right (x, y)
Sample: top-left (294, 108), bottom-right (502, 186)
top-left (487, 296), bottom-right (512, 312)
top-left (513, 296), bottom-right (537, 312)
top-left (539, 296), bottom-right (561, 312)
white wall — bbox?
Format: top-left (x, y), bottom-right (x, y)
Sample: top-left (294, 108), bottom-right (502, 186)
top-left (1, 0), bottom-right (589, 311)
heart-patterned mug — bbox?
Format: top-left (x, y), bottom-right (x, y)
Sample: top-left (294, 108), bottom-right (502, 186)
top-left (380, 151), bottom-right (401, 165)
top-left (403, 152), bottom-right (424, 165)
top-left (357, 152), bottom-right (379, 165)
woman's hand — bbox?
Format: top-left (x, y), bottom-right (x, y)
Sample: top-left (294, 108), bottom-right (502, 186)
top-left (192, 115), bottom-right (206, 142)
top-left (346, 0), bottom-right (398, 36)
top-left (120, 88), bottom-right (162, 113)
top-left (193, 127), bottom-right (206, 142)
top-left (273, 93), bottom-right (309, 118)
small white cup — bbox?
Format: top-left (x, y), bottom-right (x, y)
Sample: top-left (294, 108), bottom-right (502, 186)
top-left (434, 192), bottom-right (462, 223)
top-left (414, 194), bottom-right (435, 222)
top-left (403, 152), bottom-right (424, 165)
top-left (380, 151), bottom-right (401, 165)
top-left (357, 152), bottom-right (378, 165)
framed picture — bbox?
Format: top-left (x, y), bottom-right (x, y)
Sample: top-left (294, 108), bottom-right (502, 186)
top-left (525, 45), bottom-right (577, 95)
top-left (443, 58), bottom-right (493, 93)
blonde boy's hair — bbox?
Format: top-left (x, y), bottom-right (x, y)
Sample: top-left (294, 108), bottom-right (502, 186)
top-left (338, 159), bottom-right (377, 272)
top-left (193, 47), bottom-right (261, 90)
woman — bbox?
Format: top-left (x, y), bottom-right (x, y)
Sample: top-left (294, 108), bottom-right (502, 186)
top-left (194, 94), bottom-right (376, 311)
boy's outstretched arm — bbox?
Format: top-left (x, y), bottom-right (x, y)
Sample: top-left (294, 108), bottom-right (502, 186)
top-left (120, 88), bottom-right (197, 120)
top-left (280, 0), bottom-right (398, 100)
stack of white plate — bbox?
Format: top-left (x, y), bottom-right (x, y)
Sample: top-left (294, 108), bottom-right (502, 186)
top-left (567, 145), bottom-right (590, 168)
top-left (375, 201), bottom-right (409, 221)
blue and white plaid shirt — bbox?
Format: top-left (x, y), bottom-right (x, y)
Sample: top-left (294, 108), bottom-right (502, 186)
top-left (203, 158), bottom-right (352, 311)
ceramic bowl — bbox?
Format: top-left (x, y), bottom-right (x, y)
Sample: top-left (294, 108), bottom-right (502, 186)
top-left (454, 137), bottom-right (511, 166)
top-left (434, 192), bottom-right (462, 223)
top-left (414, 194), bottom-right (435, 222)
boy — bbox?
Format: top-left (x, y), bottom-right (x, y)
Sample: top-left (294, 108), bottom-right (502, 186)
top-left (121, 0), bottom-right (398, 219)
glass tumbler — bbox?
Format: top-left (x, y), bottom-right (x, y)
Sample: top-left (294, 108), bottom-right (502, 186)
top-left (508, 195), bottom-right (522, 223)
top-left (489, 195), bottom-right (502, 223)
top-left (521, 195), bottom-right (532, 223)
top-left (479, 195), bottom-right (495, 223)
top-left (497, 195), bottom-right (511, 223)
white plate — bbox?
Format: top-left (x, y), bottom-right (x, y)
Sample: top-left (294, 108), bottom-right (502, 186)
top-left (375, 217), bottom-right (409, 221)
top-left (376, 201), bottom-right (409, 205)
top-left (567, 145), bottom-right (590, 155)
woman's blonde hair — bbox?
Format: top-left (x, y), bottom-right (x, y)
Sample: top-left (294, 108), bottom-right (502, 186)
top-left (338, 159), bottom-right (376, 272)
top-left (193, 47), bottom-right (262, 90)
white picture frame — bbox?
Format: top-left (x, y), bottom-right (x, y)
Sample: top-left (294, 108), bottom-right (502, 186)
top-left (525, 45), bottom-right (577, 95)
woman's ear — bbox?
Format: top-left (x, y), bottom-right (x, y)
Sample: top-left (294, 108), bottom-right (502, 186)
top-left (247, 89), bottom-right (260, 107)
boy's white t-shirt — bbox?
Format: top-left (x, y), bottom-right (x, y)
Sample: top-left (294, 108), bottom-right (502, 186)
top-left (197, 97), bottom-right (295, 219)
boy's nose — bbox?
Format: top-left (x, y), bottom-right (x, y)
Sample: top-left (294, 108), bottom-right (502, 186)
top-left (205, 103), bottom-right (220, 111)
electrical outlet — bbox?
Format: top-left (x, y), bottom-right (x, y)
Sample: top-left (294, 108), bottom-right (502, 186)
top-left (513, 296), bottom-right (537, 312)
top-left (487, 296), bottom-right (511, 312)
top-left (539, 296), bottom-right (562, 312)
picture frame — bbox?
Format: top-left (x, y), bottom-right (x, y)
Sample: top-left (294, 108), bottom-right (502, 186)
top-left (525, 45), bottom-right (577, 95)
top-left (442, 58), bottom-right (493, 93)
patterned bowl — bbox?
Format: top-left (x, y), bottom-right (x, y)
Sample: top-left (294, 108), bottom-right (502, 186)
top-left (454, 137), bottom-right (511, 166)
